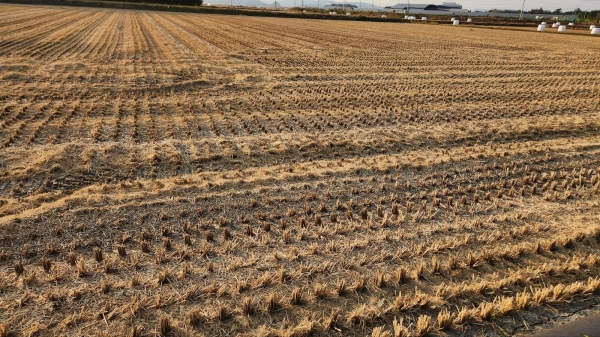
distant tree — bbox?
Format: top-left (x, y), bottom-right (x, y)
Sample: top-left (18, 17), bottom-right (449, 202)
top-left (488, 8), bottom-right (519, 13)
top-left (579, 10), bottom-right (600, 22)
top-left (562, 8), bottom-right (580, 15)
top-left (552, 8), bottom-right (562, 15)
top-left (528, 7), bottom-right (550, 15)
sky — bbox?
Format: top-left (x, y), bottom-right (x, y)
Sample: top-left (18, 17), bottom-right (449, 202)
top-left (385, 0), bottom-right (600, 11)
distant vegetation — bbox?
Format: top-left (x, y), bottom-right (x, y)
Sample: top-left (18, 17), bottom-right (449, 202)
top-left (580, 10), bottom-right (600, 22)
top-left (532, 8), bottom-right (600, 22)
top-left (489, 7), bottom-right (600, 22)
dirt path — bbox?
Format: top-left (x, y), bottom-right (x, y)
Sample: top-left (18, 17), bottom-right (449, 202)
top-left (534, 312), bottom-right (600, 337)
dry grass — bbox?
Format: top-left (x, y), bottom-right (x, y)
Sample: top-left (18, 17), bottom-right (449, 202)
top-left (437, 309), bottom-right (453, 330)
top-left (479, 302), bottom-right (495, 321)
top-left (13, 261), bottom-right (23, 277)
top-left (392, 318), bottom-right (409, 337)
top-left (0, 4), bottom-right (599, 336)
top-left (313, 283), bottom-right (327, 299)
top-left (0, 323), bottom-right (8, 337)
top-left (130, 325), bottom-right (143, 337)
top-left (290, 287), bottom-right (303, 305)
top-left (159, 316), bottom-right (171, 336)
top-left (266, 292), bottom-right (278, 312)
top-left (455, 307), bottom-right (475, 325)
top-left (416, 315), bottom-right (431, 337)
top-left (372, 326), bottom-right (391, 337)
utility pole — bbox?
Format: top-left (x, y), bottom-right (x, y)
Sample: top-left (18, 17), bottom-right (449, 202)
top-left (519, 0), bottom-right (525, 20)
top-left (407, 0), bottom-right (409, 14)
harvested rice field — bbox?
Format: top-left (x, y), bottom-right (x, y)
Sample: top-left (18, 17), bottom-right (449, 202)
top-left (1, 4), bottom-right (600, 336)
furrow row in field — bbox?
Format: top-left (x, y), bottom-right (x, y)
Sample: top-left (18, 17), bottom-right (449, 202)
top-left (0, 10), bottom-right (96, 57)
top-left (0, 8), bottom-right (75, 38)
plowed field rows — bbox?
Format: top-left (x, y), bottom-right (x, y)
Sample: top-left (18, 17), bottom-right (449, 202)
top-left (1, 4), bottom-right (600, 336)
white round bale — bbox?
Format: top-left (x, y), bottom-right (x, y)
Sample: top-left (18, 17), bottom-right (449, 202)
top-left (592, 28), bottom-right (600, 35)
top-left (558, 25), bottom-right (566, 33)
top-left (537, 24), bottom-right (546, 32)
top-left (453, 20), bottom-right (460, 26)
